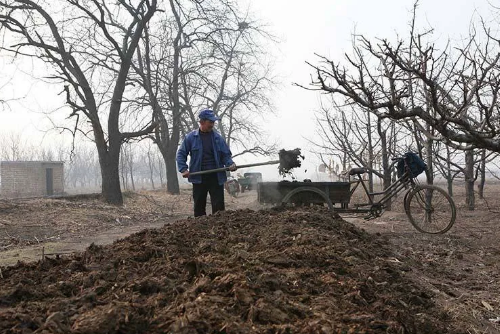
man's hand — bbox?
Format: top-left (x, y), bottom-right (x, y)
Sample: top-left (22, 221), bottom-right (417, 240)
top-left (228, 163), bottom-right (237, 171)
top-left (181, 170), bottom-right (190, 178)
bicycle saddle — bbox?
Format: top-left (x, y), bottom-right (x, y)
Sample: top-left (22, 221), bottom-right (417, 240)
top-left (348, 167), bottom-right (367, 175)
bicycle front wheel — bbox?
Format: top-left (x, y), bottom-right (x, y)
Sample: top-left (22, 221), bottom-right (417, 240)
top-left (405, 185), bottom-right (456, 234)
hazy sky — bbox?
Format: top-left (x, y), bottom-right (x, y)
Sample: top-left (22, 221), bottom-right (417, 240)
top-left (0, 0), bottom-right (494, 180)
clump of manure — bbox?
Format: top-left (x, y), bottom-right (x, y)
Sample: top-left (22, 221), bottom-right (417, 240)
top-left (278, 148), bottom-right (304, 176)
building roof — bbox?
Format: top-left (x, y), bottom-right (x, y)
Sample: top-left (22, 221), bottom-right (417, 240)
top-left (0, 161), bottom-right (64, 165)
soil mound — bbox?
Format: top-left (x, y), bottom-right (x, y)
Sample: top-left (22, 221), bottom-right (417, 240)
top-left (0, 207), bottom-right (459, 333)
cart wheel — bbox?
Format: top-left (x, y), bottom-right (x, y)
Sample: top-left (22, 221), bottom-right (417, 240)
top-left (404, 184), bottom-right (456, 234)
top-left (281, 187), bottom-right (335, 214)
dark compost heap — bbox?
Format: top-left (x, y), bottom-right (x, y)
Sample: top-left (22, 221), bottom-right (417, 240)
top-left (0, 207), bottom-right (460, 334)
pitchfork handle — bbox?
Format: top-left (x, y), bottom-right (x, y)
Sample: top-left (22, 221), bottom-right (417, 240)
top-left (189, 160), bottom-right (280, 176)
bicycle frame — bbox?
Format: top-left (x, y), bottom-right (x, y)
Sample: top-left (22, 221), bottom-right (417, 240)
top-left (352, 172), bottom-right (412, 201)
top-left (343, 160), bottom-right (417, 219)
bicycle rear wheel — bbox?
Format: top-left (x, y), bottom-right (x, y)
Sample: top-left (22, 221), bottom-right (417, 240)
top-left (405, 185), bottom-right (456, 234)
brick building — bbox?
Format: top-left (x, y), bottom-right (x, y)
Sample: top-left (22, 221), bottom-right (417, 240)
top-left (0, 161), bottom-right (64, 198)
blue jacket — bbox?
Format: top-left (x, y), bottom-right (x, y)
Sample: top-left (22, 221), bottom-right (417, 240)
top-left (176, 129), bottom-right (234, 185)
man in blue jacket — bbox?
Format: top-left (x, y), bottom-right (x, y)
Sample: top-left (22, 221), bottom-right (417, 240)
top-left (176, 109), bottom-right (237, 217)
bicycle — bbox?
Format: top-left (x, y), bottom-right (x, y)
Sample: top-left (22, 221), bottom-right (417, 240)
top-left (345, 154), bottom-right (456, 234)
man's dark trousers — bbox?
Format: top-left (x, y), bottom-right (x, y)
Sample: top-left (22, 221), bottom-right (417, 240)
top-left (193, 174), bottom-right (225, 217)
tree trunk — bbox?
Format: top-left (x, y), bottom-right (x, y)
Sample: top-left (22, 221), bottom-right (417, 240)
top-left (147, 151), bottom-right (155, 189)
top-left (464, 149), bottom-right (475, 211)
top-left (100, 152), bottom-right (123, 205)
top-left (425, 138), bottom-right (433, 185)
top-left (161, 143), bottom-right (180, 195)
top-left (377, 119), bottom-right (391, 210)
top-left (166, 159), bottom-right (179, 194)
top-left (367, 112), bottom-right (374, 194)
top-left (128, 154), bottom-right (135, 191)
top-left (130, 164), bottom-right (135, 191)
top-left (120, 151), bottom-right (128, 191)
top-left (446, 146), bottom-right (453, 197)
top-left (382, 152), bottom-right (392, 210)
top-left (158, 157), bottom-right (164, 187)
top-left (478, 148), bottom-right (486, 199)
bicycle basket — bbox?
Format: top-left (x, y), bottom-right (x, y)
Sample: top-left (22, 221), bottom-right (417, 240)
top-left (397, 152), bottom-right (427, 178)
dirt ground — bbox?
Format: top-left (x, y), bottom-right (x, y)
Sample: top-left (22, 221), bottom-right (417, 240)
top-left (0, 184), bottom-right (499, 333)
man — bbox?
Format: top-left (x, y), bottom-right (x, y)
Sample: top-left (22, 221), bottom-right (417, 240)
top-left (176, 109), bottom-right (237, 217)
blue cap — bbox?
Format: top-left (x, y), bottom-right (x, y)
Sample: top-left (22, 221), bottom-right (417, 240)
top-left (198, 109), bottom-right (220, 122)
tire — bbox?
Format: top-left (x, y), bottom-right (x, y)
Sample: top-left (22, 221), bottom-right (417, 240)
top-left (404, 184), bottom-right (456, 234)
top-left (281, 187), bottom-right (335, 213)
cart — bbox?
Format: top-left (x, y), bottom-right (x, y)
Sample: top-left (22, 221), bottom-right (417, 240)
top-left (257, 181), bottom-right (350, 212)
top-left (256, 153), bottom-right (457, 234)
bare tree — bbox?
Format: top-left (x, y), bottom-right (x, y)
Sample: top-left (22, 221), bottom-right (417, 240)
top-left (130, 0), bottom-right (276, 194)
top-left (300, 4), bottom-right (500, 212)
top-left (200, 16), bottom-right (276, 157)
top-left (305, 16), bottom-right (500, 153)
top-left (311, 99), bottom-right (409, 208)
top-left (0, 0), bottom-right (159, 204)
top-left (0, 132), bottom-right (37, 160)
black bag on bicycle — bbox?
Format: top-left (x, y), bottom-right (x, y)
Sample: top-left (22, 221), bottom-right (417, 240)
top-left (397, 152), bottom-right (427, 178)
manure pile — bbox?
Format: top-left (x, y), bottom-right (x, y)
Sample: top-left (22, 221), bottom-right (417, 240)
top-left (0, 207), bottom-right (458, 333)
